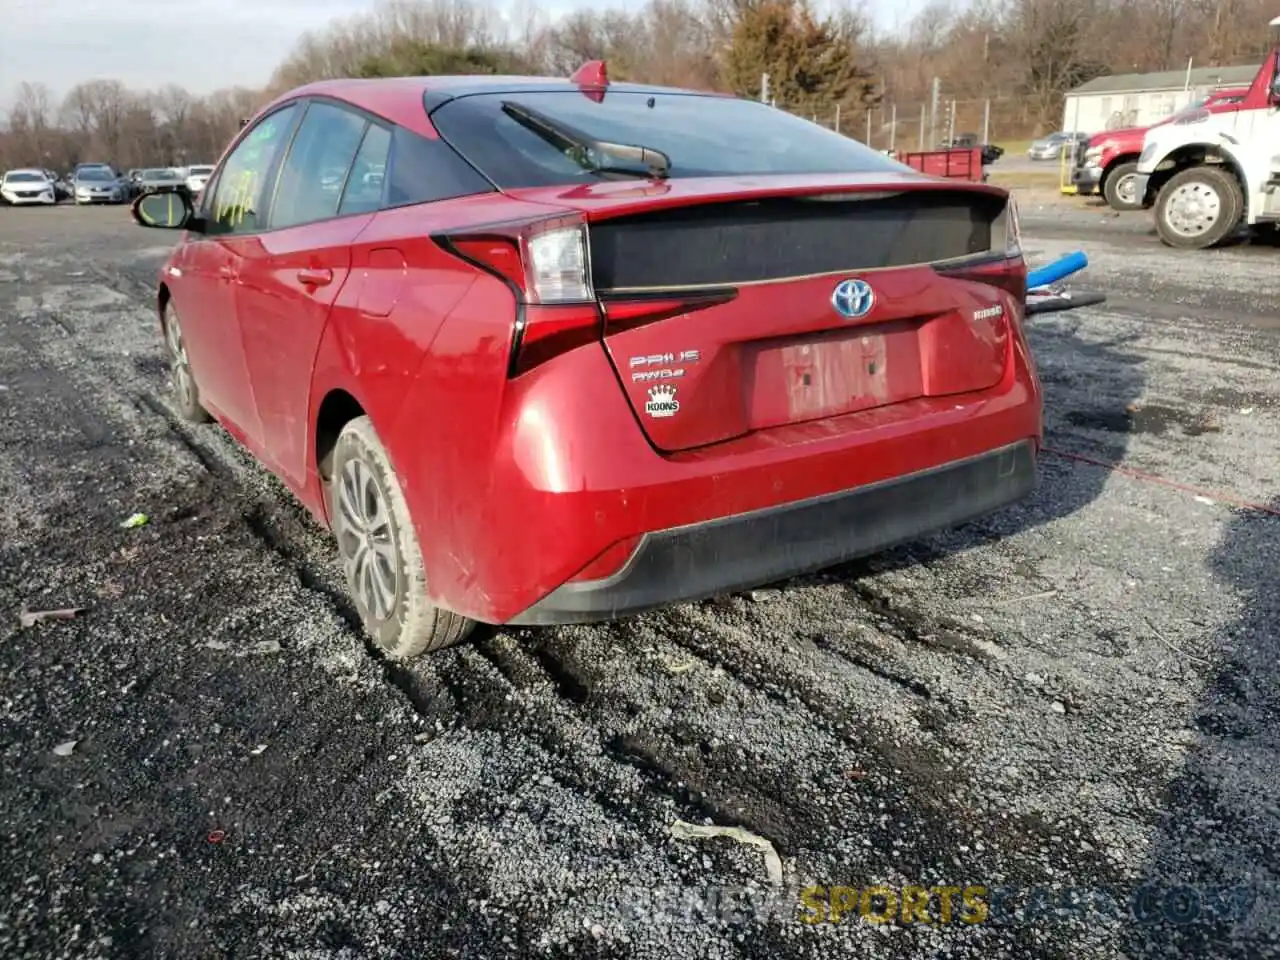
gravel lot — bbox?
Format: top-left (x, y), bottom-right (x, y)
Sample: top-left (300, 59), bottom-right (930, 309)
top-left (1, 195), bottom-right (1277, 960)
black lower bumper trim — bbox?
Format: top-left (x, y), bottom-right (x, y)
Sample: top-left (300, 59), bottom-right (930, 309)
top-left (508, 440), bottom-right (1038, 626)
top-left (1072, 167), bottom-right (1101, 193)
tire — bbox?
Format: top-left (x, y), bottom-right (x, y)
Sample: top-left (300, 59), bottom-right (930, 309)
top-left (161, 302), bottom-right (212, 423)
top-left (329, 416), bottom-right (474, 659)
top-left (1154, 166), bottom-right (1243, 249)
top-left (1102, 161), bottom-right (1143, 211)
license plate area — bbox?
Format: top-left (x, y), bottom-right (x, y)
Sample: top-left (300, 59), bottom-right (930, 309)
top-left (741, 320), bottom-right (924, 430)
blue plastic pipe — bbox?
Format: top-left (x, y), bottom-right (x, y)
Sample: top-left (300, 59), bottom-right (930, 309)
top-left (1026, 250), bottom-right (1088, 290)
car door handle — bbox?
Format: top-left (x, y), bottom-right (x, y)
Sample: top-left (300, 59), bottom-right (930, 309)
top-left (296, 268), bottom-right (333, 287)
top-left (217, 265), bottom-right (236, 281)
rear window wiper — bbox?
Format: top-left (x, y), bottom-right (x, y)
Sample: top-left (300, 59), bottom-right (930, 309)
top-left (500, 101), bottom-right (671, 180)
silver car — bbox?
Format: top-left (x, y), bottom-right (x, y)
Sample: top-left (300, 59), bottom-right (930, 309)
top-left (135, 167), bottom-right (187, 196)
top-left (73, 167), bottom-right (126, 204)
top-left (1027, 132), bottom-right (1088, 161)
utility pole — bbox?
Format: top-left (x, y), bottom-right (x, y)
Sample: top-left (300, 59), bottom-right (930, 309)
top-left (834, 103), bottom-right (841, 133)
top-left (760, 73), bottom-right (770, 104)
top-left (982, 99), bottom-right (990, 145)
top-left (929, 76), bottom-right (940, 148)
top-left (865, 111), bottom-right (871, 145)
top-left (947, 99), bottom-right (956, 144)
top-left (889, 103), bottom-right (897, 151)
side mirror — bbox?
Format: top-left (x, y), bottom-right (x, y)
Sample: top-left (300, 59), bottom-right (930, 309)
top-left (1270, 72), bottom-right (1280, 104)
top-left (132, 190), bottom-right (197, 231)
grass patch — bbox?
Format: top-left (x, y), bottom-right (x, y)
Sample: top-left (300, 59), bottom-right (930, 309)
top-left (994, 138), bottom-right (1034, 155)
top-left (986, 169), bottom-right (1066, 191)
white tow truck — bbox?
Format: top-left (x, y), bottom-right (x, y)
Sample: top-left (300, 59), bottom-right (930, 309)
top-left (1133, 18), bottom-right (1280, 249)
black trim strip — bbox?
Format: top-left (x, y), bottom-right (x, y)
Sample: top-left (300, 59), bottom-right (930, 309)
top-left (508, 441), bottom-right (1038, 625)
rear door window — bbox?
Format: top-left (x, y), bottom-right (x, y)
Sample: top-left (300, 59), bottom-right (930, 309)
top-left (270, 100), bottom-right (369, 230)
top-left (338, 123), bottom-right (392, 216)
top-left (430, 91), bottom-right (908, 188)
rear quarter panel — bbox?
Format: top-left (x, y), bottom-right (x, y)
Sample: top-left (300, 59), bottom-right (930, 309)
top-left (307, 196), bottom-right (562, 527)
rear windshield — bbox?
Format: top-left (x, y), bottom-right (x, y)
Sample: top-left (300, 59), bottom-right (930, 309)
top-left (143, 168), bottom-right (179, 178)
top-left (189, 166), bottom-right (213, 175)
top-left (78, 168), bottom-right (113, 181)
top-left (429, 90), bottom-right (908, 188)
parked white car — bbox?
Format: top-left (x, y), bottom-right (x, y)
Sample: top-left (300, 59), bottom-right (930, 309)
top-left (1, 169), bottom-right (58, 206)
top-left (185, 164), bottom-right (214, 196)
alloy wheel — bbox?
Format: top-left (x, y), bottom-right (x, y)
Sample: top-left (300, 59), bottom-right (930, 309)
top-left (335, 458), bottom-right (398, 622)
top-left (165, 312), bottom-right (197, 410)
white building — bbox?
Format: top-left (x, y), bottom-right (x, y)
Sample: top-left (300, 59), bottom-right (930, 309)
top-left (1062, 63), bottom-right (1260, 134)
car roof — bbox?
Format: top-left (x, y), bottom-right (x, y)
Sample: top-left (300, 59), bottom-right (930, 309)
top-left (260, 76), bottom-right (733, 136)
top-left (4, 168), bottom-right (48, 176)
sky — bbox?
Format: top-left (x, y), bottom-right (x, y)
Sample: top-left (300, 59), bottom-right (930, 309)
top-left (0, 0), bottom-right (935, 112)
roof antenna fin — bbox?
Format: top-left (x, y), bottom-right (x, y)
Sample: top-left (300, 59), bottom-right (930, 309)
top-left (570, 60), bottom-right (609, 103)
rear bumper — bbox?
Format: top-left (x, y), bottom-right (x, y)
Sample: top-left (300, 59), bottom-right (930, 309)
top-left (395, 272), bottom-right (1044, 626)
top-left (509, 440), bottom-right (1036, 626)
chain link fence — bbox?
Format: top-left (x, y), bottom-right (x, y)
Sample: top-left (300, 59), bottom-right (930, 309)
top-left (779, 96), bottom-right (1050, 150)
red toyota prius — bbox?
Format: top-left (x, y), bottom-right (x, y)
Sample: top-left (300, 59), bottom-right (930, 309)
top-left (131, 65), bottom-right (1045, 660)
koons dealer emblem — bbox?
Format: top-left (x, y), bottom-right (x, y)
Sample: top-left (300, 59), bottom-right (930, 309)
top-left (645, 384), bottom-right (680, 418)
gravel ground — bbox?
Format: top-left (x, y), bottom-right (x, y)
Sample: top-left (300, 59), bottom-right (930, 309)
top-left (0, 198), bottom-right (1277, 959)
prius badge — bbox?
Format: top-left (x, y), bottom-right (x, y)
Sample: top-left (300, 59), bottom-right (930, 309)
top-left (832, 278), bottom-right (874, 319)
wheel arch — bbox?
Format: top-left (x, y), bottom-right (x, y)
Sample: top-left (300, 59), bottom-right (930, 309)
top-left (314, 387), bottom-right (367, 483)
top-left (157, 281), bottom-right (171, 325)
top-left (1148, 143), bottom-right (1247, 200)
top-left (1099, 153), bottom-right (1140, 190)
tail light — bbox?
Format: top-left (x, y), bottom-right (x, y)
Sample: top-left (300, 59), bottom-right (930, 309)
top-left (439, 214), bottom-right (738, 376)
top-left (438, 214), bottom-right (601, 377)
top-left (938, 256), bottom-right (1027, 303)
top-left (936, 195), bottom-right (1026, 302)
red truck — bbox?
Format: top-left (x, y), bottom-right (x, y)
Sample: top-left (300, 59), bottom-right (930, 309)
top-left (1071, 87), bottom-right (1247, 210)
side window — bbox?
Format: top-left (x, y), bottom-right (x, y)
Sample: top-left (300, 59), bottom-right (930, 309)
top-left (206, 103), bottom-right (300, 237)
top-left (384, 125), bottom-right (493, 208)
top-left (338, 123), bottom-right (392, 216)
top-left (270, 101), bottom-right (368, 230)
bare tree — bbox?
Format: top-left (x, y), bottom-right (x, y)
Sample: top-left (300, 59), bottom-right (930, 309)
top-left (1001, 0), bottom-right (1107, 131)
top-left (1, 0), bottom-right (1274, 171)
